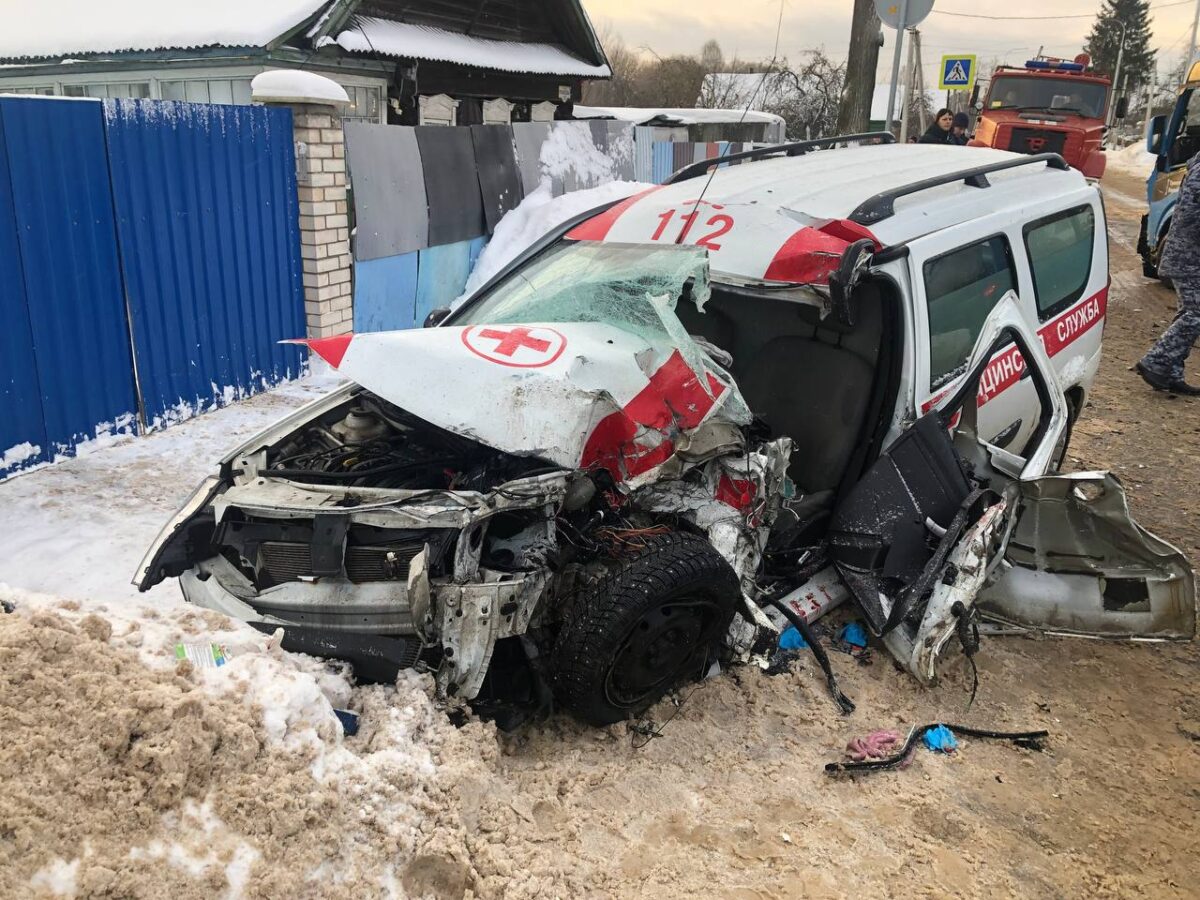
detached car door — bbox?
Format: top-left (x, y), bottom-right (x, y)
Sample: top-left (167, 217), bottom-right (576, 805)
top-left (826, 293), bottom-right (1195, 683)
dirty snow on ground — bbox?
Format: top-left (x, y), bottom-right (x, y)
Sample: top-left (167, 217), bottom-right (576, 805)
top-left (0, 362), bottom-right (519, 897)
top-left (456, 179), bottom-right (653, 302)
top-left (1106, 141), bottom-right (1157, 177)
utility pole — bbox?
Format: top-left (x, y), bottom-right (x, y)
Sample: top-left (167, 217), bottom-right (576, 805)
top-left (1190, 0), bottom-right (1200, 71)
top-left (836, 0), bottom-right (883, 133)
top-left (914, 30), bottom-right (928, 134)
top-left (885, 0), bottom-right (911, 128)
top-left (1107, 24), bottom-right (1127, 129)
top-left (900, 29), bottom-right (917, 142)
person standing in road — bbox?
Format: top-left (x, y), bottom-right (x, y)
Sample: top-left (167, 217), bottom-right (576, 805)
top-left (919, 109), bottom-right (954, 144)
top-left (1137, 152), bottom-right (1200, 395)
top-left (949, 112), bottom-right (970, 145)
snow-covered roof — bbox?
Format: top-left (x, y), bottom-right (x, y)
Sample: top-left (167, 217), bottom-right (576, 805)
top-left (0, 0), bottom-right (328, 61)
top-left (572, 105), bottom-right (785, 127)
top-left (325, 17), bottom-right (611, 77)
top-left (870, 84), bottom-right (948, 121)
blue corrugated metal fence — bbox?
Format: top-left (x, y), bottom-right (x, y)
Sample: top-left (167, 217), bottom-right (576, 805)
top-left (0, 96), bottom-right (305, 478)
top-left (0, 97), bottom-right (138, 475)
top-left (104, 100), bottom-right (304, 429)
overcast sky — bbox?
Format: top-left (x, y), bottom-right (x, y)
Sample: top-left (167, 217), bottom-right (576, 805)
top-left (583, 0), bottom-right (1200, 83)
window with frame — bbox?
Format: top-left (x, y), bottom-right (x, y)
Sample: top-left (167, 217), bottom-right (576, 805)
top-left (62, 82), bottom-right (150, 99)
top-left (342, 84), bottom-right (381, 123)
top-left (1023, 205), bottom-right (1095, 321)
top-left (160, 79), bottom-right (253, 105)
top-left (923, 235), bottom-right (1018, 388)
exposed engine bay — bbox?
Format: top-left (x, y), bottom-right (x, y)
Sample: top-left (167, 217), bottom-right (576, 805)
top-left (136, 242), bottom-right (1196, 728)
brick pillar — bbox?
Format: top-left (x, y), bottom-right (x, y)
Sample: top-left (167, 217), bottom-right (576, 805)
top-left (254, 74), bottom-right (354, 337)
top-left (294, 104), bottom-right (352, 336)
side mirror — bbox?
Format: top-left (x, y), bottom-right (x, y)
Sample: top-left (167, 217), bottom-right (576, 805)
top-left (423, 307), bottom-right (452, 328)
top-left (969, 85), bottom-right (981, 109)
top-left (1147, 114), bottom-right (1166, 155)
top-left (1115, 96), bottom-right (1129, 120)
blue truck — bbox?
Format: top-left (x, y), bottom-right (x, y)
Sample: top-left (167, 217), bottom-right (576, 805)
top-left (1140, 61), bottom-right (1200, 279)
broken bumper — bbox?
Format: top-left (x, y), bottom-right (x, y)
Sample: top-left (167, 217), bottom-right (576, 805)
top-left (181, 553), bottom-right (550, 702)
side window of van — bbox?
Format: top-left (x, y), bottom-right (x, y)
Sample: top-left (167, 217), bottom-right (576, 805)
top-left (1024, 205), bottom-right (1096, 321)
top-left (923, 235), bottom-right (1018, 388)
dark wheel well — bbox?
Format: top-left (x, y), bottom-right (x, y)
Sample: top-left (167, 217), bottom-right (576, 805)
top-left (551, 532), bottom-right (740, 725)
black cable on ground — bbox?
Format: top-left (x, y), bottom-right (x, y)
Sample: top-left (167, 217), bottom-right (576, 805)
top-left (824, 722), bottom-right (1050, 775)
top-left (765, 595), bottom-right (856, 715)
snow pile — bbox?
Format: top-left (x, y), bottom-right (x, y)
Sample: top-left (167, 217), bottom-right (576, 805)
top-left (539, 121), bottom-right (621, 188)
top-left (455, 179), bottom-right (653, 302)
top-left (251, 69), bottom-right (349, 105)
top-left (0, 597), bottom-right (502, 897)
top-left (1107, 141), bottom-right (1156, 177)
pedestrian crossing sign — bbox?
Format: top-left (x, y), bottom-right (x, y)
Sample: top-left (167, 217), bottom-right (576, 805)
top-left (939, 55), bottom-right (977, 91)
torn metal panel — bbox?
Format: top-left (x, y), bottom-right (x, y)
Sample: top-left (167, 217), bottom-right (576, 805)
top-left (436, 570), bottom-right (550, 701)
top-left (297, 246), bottom-right (752, 489)
top-left (978, 472), bottom-right (1197, 639)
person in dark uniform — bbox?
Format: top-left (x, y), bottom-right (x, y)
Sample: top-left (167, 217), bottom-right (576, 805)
top-left (919, 109), bottom-right (954, 144)
top-left (1137, 151), bottom-right (1200, 395)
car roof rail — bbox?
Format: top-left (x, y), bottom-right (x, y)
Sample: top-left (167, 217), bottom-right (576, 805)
top-left (664, 131), bottom-right (898, 184)
top-left (848, 152), bottom-right (1071, 225)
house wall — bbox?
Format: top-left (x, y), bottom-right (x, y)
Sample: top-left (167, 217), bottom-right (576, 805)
top-left (0, 65), bottom-right (389, 124)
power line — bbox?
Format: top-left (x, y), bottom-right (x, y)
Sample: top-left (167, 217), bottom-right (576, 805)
top-left (930, 0), bottom-right (1193, 21)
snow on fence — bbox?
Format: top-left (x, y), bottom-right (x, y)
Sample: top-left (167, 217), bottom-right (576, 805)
top-left (0, 96), bottom-right (305, 480)
top-left (344, 121), bottom-right (768, 332)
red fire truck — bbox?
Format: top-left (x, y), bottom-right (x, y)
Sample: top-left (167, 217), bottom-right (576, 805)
top-left (969, 54), bottom-right (1125, 180)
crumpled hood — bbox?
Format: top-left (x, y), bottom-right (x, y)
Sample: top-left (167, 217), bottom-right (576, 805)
top-left (297, 322), bottom-right (751, 485)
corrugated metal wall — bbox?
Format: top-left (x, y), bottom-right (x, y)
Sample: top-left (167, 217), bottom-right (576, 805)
top-left (104, 99), bottom-right (305, 429)
top-left (0, 97), bottom-right (138, 477)
top-left (0, 96), bottom-right (306, 478)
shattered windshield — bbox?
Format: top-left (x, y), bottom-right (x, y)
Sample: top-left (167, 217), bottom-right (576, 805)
top-left (458, 240), bottom-right (749, 422)
top-left (458, 241), bottom-right (713, 344)
top-left (987, 76), bottom-right (1108, 118)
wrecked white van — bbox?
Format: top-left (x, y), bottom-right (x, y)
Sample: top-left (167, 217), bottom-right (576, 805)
top-left (137, 141), bottom-right (1195, 725)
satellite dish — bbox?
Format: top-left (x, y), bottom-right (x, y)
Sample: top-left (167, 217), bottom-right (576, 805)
top-left (1075, 53), bottom-right (1092, 68)
top-left (875, 0), bottom-right (935, 30)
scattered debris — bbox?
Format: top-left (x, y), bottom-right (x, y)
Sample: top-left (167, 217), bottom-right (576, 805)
top-left (922, 724), bottom-right (959, 753)
top-left (846, 729), bottom-right (904, 763)
top-left (765, 593), bottom-right (855, 715)
top-left (173, 642), bottom-right (229, 669)
top-left (333, 708), bottom-right (361, 736)
top-left (839, 621), bottom-right (868, 648)
top-left (826, 723), bottom-right (1050, 775)
top-left (779, 624), bottom-right (807, 650)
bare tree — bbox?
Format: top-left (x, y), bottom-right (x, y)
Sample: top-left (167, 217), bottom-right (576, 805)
top-left (836, 0), bottom-right (882, 133)
top-left (581, 27), bottom-right (645, 106)
top-left (766, 52), bottom-right (847, 139)
top-left (700, 40), bottom-right (724, 73)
